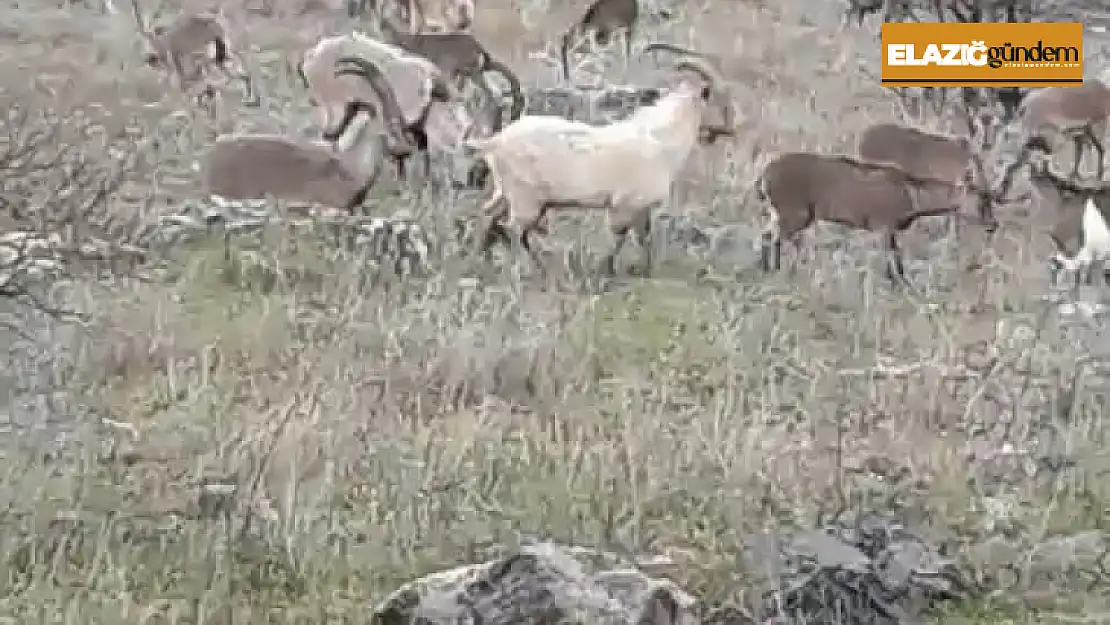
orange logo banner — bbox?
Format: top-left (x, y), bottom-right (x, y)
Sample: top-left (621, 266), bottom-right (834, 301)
top-left (881, 22), bottom-right (1083, 87)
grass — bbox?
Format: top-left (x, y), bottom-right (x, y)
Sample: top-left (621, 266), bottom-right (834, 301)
top-left (0, 0), bottom-right (1108, 622)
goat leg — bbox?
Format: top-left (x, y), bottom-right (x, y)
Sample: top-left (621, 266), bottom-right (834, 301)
top-left (520, 225), bottom-right (548, 281)
top-left (759, 230), bottom-right (781, 272)
top-left (1048, 256), bottom-right (1064, 288)
top-left (632, 205), bottom-right (655, 277)
top-left (393, 155), bottom-right (408, 184)
top-left (1081, 258), bottom-right (1095, 287)
top-left (602, 221), bottom-right (633, 277)
top-left (480, 221), bottom-right (512, 261)
top-left (1072, 135), bottom-right (1086, 180)
top-left (1090, 130), bottom-right (1106, 180)
top-left (884, 230), bottom-right (910, 285)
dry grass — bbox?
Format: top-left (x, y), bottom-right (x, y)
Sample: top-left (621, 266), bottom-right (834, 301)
top-left (0, 0), bottom-right (1106, 623)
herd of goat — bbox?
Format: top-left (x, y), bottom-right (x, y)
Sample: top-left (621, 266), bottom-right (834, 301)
top-left (117, 0), bottom-right (1110, 289)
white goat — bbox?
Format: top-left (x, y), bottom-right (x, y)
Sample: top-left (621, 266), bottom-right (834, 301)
top-left (299, 33), bottom-right (473, 182)
top-left (463, 43), bottom-right (735, 277)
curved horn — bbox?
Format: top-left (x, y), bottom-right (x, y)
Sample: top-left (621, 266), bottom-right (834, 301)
top-left (642, 42), bottom-right (720, 61)
top-left (644, 43), bottom-right (736, 136)
top-left (673, 57), bottom-right (721, 86)
top-left (333, 56), bottom-right (416, 154)
top-left (483, 56), bottom-right (525, 123)
top-left (644, 44), bottom-right (722, 85)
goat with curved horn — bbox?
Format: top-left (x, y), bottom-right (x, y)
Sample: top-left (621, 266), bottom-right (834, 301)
top-left (375, 11), bottom-right (526, 131)
top-left (331, 56), bottom-right (418, 158)
top-left (643, 42), bottom-right (736, 142)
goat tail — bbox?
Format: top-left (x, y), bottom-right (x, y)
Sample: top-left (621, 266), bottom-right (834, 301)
top-left (483, 58), bottom-right (525, 123)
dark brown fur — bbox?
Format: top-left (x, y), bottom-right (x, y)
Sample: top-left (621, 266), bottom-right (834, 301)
top-left (378, 15), bottom-right (524, 130)
top-left (203, 134), bottom-right (379, 210)
top-left (559, 0), bottom-right (638, 80)
top-left (756, 152), bottom-right (968, 284)
top-left (858, 123), bottom-right (973, 186)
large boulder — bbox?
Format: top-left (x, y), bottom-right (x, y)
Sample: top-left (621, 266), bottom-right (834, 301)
top-left (371, 541), bottom-right (697, 625)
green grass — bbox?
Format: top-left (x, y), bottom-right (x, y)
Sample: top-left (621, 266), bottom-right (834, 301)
top-left (0, 226), bottom-right (1102, 623)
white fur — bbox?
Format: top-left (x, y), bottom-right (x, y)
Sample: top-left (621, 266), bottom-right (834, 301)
top-left (1053, 197), bottom-right (1110, 271)
top-left (465, 79), bottom-right (712, 231)
top-left (302, 33), bottom-right (455, 130)
top-left (301, 33), bottom-right (475, 159)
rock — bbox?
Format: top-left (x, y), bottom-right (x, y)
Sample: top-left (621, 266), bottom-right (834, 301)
top-left (524, 85), bottom-right (663, 124)
top-left (371, 541), bottom-right (697, 625)
top-left (748, 512), bottom-right (971, 625)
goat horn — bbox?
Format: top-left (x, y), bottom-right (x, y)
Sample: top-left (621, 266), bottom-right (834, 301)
top-left (642, 42), bottom-right (718, 61)
top-left (1034, 160), bottom-right (1110, 194)
top-left (673, 57), bottom-right (721, 87)
top-left (643, 43), bottom-right (724, 87)
top-left (333, 56), bottom-right (416, 154)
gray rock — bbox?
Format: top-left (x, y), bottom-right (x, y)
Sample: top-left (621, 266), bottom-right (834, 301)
top-left (371, 541), bottom-right (697, 625)
top-left (751, 512), bottom-right (970, 625)
top-left (524, 85), bottom-right (663, 124)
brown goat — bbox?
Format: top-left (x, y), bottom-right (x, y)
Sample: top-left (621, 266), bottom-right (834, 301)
top-left (559, 0), bottom-right (638, 81)
top-left (202, 61), bottom-right (412, 212)
top-left (129, 0), bottom-right (258, 111)
top-left (756, 153), bottom-right (986, 284)
top-left (856, 122), bottom-right (1028, 232)
top-left (1019, 79), bottom-right (1110, 181)
top-left (377, 12), bottom-right (524, 131)
top-left (858, 123), bottom-right (974, 186)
